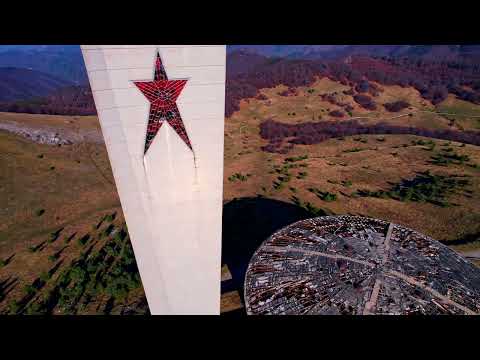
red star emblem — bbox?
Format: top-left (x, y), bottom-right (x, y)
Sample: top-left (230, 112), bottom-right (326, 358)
top-left (134, 52), bottom-right (193, 155)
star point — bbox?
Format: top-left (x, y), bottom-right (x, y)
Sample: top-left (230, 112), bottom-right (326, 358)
top-left (133, 52), bottom-right (192, 155)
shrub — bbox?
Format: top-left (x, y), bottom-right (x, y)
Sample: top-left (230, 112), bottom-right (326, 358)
top-left (36, 209), bottom-right (45, 217)
top-left (353, 94), bottom-right (377, 110)
top-left (77, 234), bottom-right (90, 246)
top-left (285, 155), bottom-right (308, 162)
top-left (430, 151), bottom-right (470, 166)
top-left (104, 225), bottom-right (115, 237)
top-left (304, 202), bottom-right (328, 216)
top-left (322, 192), bottom-right (337, 202)
top-left (8, 300), bottom-right (21, 314)
top-left (355, 80), bottom-right (370, 93)
top-left (384, 100), bottom-right (410, 112)
top-left (329, 110), bottom-right (345, 118)
top-left (228, 173), bottom-right (249, 182)
top-left (24, 284), bottom-right (36, 295)
top-left (344, 148), bottom-right (365, 153)
top-left (39, 272), bottom-right (51, 282)
top-left (48, 232), bottom-right (57, 243)
top-left (355, 171), bottom-right (470, 207)
top-left (25, 302), bottom-right (44, 315)
top-left (273, 181), bottom-right (285, 190)
top-left (278, 87), bottom-right (297, 97)
top-left (308, 188), bottom-right (337, 202)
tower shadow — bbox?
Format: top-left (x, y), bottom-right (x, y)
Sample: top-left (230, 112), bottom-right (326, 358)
top-left (221, 196), bottom-right (314, 315)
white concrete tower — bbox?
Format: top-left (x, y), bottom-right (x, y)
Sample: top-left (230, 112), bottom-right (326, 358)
top-left (81, 45), bottom-right (226, 314)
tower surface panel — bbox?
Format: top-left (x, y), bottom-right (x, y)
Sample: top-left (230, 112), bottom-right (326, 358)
top-left (82, 45), bottom-right (225, 314)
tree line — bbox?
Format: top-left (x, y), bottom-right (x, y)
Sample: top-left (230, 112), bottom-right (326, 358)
top-left (259, 119), bottom-right (480, 153)
top-left (226, 51), bottom-right (480, 117)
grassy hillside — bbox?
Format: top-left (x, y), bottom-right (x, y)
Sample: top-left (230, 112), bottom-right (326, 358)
top-left (230, 78), bottom-right (480, 132)
top-left (0, 114), bottom-right (149, 314)
top-left (1, 77), bottom-right (480, 314)
top-left (225, 79), bottom-right (480, 249)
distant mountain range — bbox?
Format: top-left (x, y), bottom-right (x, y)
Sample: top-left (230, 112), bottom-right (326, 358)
top-left (1, 45), bottom-right (480, 115)
top-left (227, 45), bottom-right (480, 60)
top-left (0, 67), bottom-right (72, 102)
top-left (0, 45), bottom-right (87, 84)
top-left (227, 45), bottom-right (348, 58)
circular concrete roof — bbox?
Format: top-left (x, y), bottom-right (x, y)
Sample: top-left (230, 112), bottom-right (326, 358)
top-left (244, 215), bottom-right (480, 315)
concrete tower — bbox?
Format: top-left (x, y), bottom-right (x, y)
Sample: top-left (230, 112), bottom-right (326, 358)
top-left (81, 45), bottom-right (226, 314)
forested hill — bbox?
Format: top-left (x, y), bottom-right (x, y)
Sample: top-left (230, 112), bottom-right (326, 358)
top-left (226, 50), bottom-right (480, 117)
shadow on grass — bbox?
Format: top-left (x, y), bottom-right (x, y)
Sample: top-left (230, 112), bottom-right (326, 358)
top-left (0, 276), bottom-right (18, 300)
top-left (96, 216), bottom-right (107, 230)
top-left (49, 227), bottom-right (65, 244)
top-left (53, 245), bottom-right (70, 259)
top-left (221, 196), bottom-right (316, 315)
top-left (35, 240), bottom-right (48, 252)
top-left (18, 277), bottom-right (48, 311)
top-left (81, 242), bottom-right (98, 260)
top-left (65, 232), bottom-right (77, 244)
top-left (17, 260), bottom-right (66, 311)
top-left (104, 296), bottom-right (115, 314)
top-left (48, 259), bottom-right (64, 278)
top-left (77, 234), bottom-right (91, 246)
top-left (119, 296), bottom-right (150, 315)
top-left (1, 253), bottom-right (15, 266)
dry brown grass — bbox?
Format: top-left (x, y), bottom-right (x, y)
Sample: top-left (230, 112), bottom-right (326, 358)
top-left (0, 114), bottom-right (128, 313)
top-left (229, 79), bottom-right (480, 132)
top-left (0, 112), bottom-right (100, 131)
top-left (2, 76), bottom-right (480, 313)
top-left (220, 291), bottom-right (244, 313)
top-left (224, 79), bottom-right (480, 247)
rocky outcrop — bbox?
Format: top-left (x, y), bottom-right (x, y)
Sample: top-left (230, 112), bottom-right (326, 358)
top-left (0, 121), bottom-right (103, 145)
